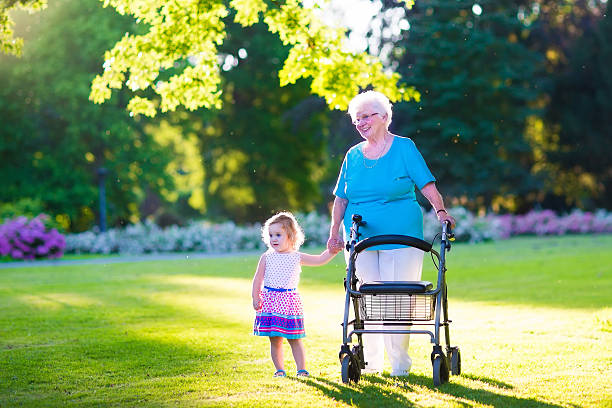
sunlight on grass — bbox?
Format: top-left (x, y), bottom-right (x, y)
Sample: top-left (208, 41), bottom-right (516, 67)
top-left (18, 293), bottom-right (101, 310)
top-left (594, 308), bottom-right (612, 332)
top-left (148, 275), bottom-right (254, 325)
top-left (16, 294), bottom-right (64, 311)
top-left (0, 234), bottom-right (610, 407)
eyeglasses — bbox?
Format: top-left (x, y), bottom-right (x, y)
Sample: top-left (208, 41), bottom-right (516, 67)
top-left (352, 112), bottom-right (381, 125)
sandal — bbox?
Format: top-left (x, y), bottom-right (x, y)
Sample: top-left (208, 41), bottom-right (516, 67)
top-left (296, 369), bottom-right (310, 378)
top-left (273, 369), bottom-right (287, 377)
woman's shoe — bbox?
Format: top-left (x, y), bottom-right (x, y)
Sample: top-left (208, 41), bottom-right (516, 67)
top-left (296, 369), bottom-right (310, 378)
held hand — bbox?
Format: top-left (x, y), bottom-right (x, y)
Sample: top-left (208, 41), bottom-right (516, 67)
top-left (329, 245), bottom-right (342, 255)
top-left (326, 235), bottom-right (336, 252)
top-left (333, 237), bottom-right (344, 252)
top-left (327, 234), bottom-right (344, 252)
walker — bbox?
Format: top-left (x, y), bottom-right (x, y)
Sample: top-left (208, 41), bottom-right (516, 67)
top-left (339, 214), bottom-right (461, 385)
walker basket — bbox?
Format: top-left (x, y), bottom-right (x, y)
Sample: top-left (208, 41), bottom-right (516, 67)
top-left (359, 293), bottom-right (435, 321)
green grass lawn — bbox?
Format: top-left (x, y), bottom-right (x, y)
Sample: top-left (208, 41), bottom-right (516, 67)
top-left (0, 253), bottom-right (121, 263)
top-left (1, 234), bottom-right (611, 407)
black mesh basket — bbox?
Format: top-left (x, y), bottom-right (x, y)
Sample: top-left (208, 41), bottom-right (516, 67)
top-left (359, 293), bottom-right (435, 321)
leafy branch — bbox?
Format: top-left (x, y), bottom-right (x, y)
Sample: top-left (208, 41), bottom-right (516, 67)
top-left (89, 0), bottom-right (419, 117)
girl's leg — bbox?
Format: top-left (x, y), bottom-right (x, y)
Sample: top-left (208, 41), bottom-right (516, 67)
top-left (269, 336), bottom-right (284, 371)
top-left (379, 247), bottom-right (424, 376)
top-left (287, 338), bottom-right (306, 371)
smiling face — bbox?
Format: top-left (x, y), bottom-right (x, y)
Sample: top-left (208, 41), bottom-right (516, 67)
top-left (268, 222), bottom-right (292, 253)
top-left (352, 103), bottom-right (388, 140)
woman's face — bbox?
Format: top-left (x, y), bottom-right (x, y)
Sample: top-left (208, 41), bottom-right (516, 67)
top-left (352, 103), bottom-right (387, 140)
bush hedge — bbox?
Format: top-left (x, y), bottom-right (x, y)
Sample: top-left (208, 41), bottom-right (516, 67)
top-left (3, 208), bottom-right (610, 259)
top-left (60, 208), bottom-right (612, 256)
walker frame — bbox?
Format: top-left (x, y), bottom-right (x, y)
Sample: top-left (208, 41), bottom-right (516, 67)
top-left (338, 214), bottom-right (461, 386)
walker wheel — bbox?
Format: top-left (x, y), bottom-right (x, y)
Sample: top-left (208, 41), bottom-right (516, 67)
top-left (449, 347), bottom-right (461, 376)
top-left (341, 354), bottom-right (361, 384)
top-left (432, 354), bottom-right (449, 386)
top-left (341, 354), bottom-right (351, 384)
top-left (350, 354), bottom-right (361, 383)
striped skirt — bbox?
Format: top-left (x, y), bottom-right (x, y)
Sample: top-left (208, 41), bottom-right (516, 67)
top-left (254, 289), bottom-right (305, 339)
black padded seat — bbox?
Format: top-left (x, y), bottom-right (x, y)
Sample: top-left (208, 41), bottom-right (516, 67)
top-left (359, 281), bottom-right (433, 294)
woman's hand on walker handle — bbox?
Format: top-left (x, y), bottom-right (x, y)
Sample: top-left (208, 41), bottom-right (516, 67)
top-left (437, 210), bottom-right (456, 229)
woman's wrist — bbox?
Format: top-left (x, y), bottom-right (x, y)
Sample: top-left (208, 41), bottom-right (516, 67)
top-left (436, 208), bottom-right (447, 214)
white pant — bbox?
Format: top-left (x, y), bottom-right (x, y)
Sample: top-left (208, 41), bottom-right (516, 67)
top-left (346, 247), bottom-right (424, 375)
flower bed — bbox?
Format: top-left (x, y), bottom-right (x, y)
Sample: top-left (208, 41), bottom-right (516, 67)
top-left (0, 215), bottom-right (66, 260)
top-left (59, 208), bottom-right (612, 256)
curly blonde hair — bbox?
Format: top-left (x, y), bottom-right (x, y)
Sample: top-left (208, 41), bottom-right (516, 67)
top-left (261, 212), bottom-right (305, 251)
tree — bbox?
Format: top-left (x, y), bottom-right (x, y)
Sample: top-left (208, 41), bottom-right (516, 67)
top-left (0, 0), bottom-right (46, 55)
top-left (89, 0), bottom-right (419, 117)
top-left (541, 3), bottom-right (611, 208)
top-left (192, 15), bottom-right (333, 222)
top-left (390, 0), bottom-right (542, 212)
top-left (0, 0), bottom-right (178, 231)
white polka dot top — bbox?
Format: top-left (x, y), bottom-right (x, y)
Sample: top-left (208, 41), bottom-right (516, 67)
top-left (263, 251), bottom-right (301, 289)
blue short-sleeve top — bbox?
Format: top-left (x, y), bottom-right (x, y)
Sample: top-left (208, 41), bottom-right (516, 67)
top-left (333, 136), bottom-right (435, 248)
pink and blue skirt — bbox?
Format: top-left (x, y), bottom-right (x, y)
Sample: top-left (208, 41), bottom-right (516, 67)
top-left (254, 287), bottom-right (305, 339)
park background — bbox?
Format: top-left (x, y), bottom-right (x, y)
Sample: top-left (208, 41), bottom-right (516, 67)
top-left (0, 0), bottom-right (611, 407)
top-left (1, 0), bottom-right (610, 240)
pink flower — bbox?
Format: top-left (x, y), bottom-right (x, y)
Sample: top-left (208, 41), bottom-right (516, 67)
top-left (0, 214), bottom-right (65, 260)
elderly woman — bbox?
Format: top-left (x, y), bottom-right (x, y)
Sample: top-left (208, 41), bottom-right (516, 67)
top-left (328, 90), bottom-right (456, 377)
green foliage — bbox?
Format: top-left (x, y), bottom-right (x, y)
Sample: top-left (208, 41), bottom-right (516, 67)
top-left (392, 0), bottom-right (542, 211)
top-left (0, 0), bottom-right (177, 231)
top-left (2, 0), bottom-right (609, 226)
top-left (0, 0), bottom-right (47, 55)
top-left (541, 2), bottom-right (611, 208)
top-left (0, 197), bottom-right (44, 221)
top-left (197, 15), bottom-right (333, 222)
top-left (89, 0), bottom-right (419, 117)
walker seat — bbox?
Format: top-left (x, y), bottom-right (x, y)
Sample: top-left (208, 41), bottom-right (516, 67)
top-left (358, 281), bottom-right (435, 321)
top-left (358, 281), bottom-right (433, 294)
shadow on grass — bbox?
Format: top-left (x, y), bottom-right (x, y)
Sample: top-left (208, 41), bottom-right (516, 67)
top-left (460, 373), bottom-right (514, 390)
top-left (293, 373), bottom-right (563, 408)
top-left (290, 375), bottom-right (418, 407)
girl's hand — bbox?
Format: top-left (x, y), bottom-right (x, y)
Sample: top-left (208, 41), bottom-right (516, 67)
top-left (329, 245), bottom-right (342, 255)
top-left (252, 295), bottom-right (262, 311)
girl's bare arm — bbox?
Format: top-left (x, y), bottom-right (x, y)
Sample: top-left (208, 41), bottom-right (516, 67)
top-left (300, 249), bottom-right (339, 266)
top-left (251, 254), bottom-right (266, 310)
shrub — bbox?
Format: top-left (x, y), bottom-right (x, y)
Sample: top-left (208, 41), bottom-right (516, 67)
top-left (0, 198), bottom-right (45, 221)
top-left (497, 208), bottom-right (612, 237)
top-left (0, 215), bottom-right (66, 260)
top-left (63, 208), bottom-right (612, 256)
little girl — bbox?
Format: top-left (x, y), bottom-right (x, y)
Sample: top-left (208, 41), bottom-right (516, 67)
top-left (252, 211), bottom-right (340, 378)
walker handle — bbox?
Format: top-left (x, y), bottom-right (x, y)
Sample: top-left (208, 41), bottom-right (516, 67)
top-left (444, 221), bottom-right (455, 242)
top-left (347, 214), bottom-right (366, 251)
top-left (441, 221), bottom-right (454, 253)
top-left (352, 214), bottom-right (366, 226)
